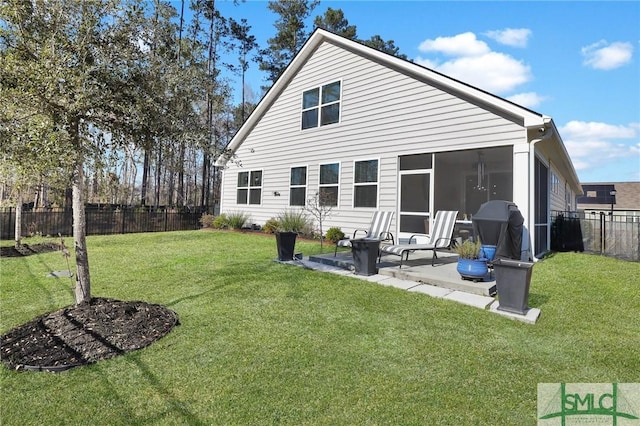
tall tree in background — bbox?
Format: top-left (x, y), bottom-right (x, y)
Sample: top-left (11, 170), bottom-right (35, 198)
top-left (313, 7), bottom-right (356, 39)
top-left (258, 0), bottom-right (319, 87)
top-left (361, 34), bottom-right (408, 60)
top-left (228, 18), bottom-right (258, 122)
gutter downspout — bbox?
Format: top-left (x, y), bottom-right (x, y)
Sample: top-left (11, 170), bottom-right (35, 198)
top-left (527, 118), bottom-right (553, 261)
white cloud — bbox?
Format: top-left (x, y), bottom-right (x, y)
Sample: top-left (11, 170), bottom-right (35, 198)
top-left (485, 28), bottom-right (532, 48)
top-left (560, 121), bottom-right (640, 176)
top-left (416, 32), bottom-right (532, 95)
top-left (581, 40), bottom-right (633, 70)
top-left (506, 92), bottom-right (547, 108)
top-left (418, 32), bottom-right (489, 57)
top-left (561, 121), bottom-right (637, 140)
top-left (416, 51), bottom-right (531, 94)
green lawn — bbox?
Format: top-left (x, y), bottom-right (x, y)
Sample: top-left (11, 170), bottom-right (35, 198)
top-left (1, 231), bottom-right (639, 425)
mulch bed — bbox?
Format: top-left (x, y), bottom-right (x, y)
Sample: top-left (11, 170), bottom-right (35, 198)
top-left (1, 298), bottom-right (179, 372)
top-left (0, 242), bottom-right (63, 258)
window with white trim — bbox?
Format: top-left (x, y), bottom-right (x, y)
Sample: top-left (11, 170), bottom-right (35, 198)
top-left (551, 172), bottom-right (560, 194)
top-left (353, 159), bottom-right (378, 208)
top-left (301, 81), bottom-right (341, 130)
top-left (237, 170), bottom-right (262, 205)
top-left (319, 163), bottom-right (339, 207)
top-left (289, 166), bottom-right (307, 206)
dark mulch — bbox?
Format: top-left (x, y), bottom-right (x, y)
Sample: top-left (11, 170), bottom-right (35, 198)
top-left (1, 298), bottom-right (179, 372)
top-left (0, 242), bottom-right (62, 258)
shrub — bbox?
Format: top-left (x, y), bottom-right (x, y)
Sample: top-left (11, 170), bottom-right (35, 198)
top-left (199, 214), bottom-right (215, 228)
top-left (211, 214), bottom-right (229, 229)
top-left (226, 211), bottom-right (251, 230)
top-left (277, 209), bottom-right (313, 236)
top-left (325, 227), bottom-right (345, 243)
top-left (262, 218), bottom-right (280, 234)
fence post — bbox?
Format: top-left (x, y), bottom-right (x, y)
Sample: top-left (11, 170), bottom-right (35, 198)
top-left (600, 212), bottom-right (605, 255)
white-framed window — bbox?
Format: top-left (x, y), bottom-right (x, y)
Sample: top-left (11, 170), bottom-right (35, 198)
top-left (289, 166), bottom-right (307, 206)
top-left (319, 162), bottom-right (340, 207)
top-left (237, 170), bottom-right (262, 205)
top-left (551, 172), bottom-right (560, 195)
top-left (353, 159), bottom-right (378, 208)
top-left (301, 81), bottom-right (341, 130)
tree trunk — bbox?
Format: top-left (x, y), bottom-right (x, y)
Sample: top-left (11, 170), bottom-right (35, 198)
top-left (141, 139), bottom-right (150, 206)
top-left (14, 193), bottom-right (22, 248)
top-left (71, 125), bottom-right (91, 304)
top-left (178, 142), bottom-right (185, 206)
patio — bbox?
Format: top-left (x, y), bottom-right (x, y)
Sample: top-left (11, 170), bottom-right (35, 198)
top-left (309, 249), bottom-right (497, 297)
top-left (298, 248), bottom-right (541, 324)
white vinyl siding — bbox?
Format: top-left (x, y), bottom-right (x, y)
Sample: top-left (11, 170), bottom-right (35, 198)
top-left (220, 41), bottom-right (526, 235)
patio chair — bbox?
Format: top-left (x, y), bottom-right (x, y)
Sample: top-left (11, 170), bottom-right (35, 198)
top-left (334, 211), bottom-right (395, 256)
top-left (378, 210), bottom-right (458, 268)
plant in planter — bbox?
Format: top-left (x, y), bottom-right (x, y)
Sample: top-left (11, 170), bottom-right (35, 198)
top-left (453, 238), bottom-right (489, 282)
top-left (274, 210), bottom-right (312, 261)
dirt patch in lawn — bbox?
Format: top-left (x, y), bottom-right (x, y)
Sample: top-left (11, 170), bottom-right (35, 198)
top-left (1, 298), bottom-right (179, 372)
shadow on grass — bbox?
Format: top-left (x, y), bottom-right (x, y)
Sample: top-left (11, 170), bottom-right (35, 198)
top-left (528, 292), bottom-right (550, 307)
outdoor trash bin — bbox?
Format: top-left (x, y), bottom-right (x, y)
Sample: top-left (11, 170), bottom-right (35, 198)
top-left (351, 238), bottom-right (380, 276)
top-left (493, 258), bottom-right (534, 315)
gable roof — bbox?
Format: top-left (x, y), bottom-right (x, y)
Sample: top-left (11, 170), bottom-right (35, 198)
top-left (216, 28), bottom-right (553, 167)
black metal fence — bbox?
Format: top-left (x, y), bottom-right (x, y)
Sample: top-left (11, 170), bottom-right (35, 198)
top-left (0, 207), bottom-right (210, 240)
top-left (551, 211), bottom-right (640, 262)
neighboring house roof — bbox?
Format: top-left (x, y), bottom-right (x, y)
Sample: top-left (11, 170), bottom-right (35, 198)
top-left (577, 182), bottom-right (640, 210)
top-left (216, 28), bottom-right (580, 193)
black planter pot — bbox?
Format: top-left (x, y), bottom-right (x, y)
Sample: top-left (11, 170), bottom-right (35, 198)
top-left (275, 231), bottom-right (297, 261)
top-left (493, 259), bottom-right (534, 315)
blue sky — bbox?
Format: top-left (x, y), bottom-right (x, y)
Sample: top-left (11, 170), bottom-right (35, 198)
top-left (210, 0), bottom-right (640, 183)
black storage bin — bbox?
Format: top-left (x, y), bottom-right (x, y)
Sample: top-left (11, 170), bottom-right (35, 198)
top-left (493, 259), bottom-right (534, 315)
top-left (351, 238), bottom-right (380, 276)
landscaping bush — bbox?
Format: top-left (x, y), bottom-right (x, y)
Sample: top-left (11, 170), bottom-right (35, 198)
top-left (226, 211), bottom-right (251, 230)
top-left (199, 214), bottom-right (215, 228)
top-left (325, 227), bottom-right (345, 243)
top-left (211, 213), bottom-right (229, 229)
top-left (262, 217), bottom-right (280, 234)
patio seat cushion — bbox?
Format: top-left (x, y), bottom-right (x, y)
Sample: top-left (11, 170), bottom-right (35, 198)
top-left (381, 243), bottom-right (436, 257)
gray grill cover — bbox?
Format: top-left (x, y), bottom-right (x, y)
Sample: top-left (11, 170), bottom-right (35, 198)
top-left (472, 200), bottom-right (524, 260)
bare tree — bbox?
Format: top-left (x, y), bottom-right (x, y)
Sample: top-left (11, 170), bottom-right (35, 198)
top-left (303, 191), bottom-right (335, 250)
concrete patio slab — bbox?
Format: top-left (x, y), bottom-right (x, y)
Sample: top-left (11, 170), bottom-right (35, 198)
top-left (489, 303), bottom-right (541, 324)
top-left (408, 284), bottom-right (453, 298)
top-left (47, 270), bottom-right (73, 278)
top-left (310, 251), bottom-right (497, 296)
top-left (442, 291), bottom-right (496, 309)
top-left (375, 276), bottom-right (417, 290)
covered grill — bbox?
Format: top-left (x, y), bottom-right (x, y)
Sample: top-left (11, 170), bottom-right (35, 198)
top-left (472, 200), bottom-right (524, 260)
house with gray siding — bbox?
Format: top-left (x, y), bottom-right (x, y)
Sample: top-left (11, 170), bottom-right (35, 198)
top-left (215, 29), bottom-right (582, 258)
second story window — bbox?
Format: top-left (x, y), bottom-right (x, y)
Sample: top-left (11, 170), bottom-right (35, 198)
top-left (301, 81), bottom-right (341, 130)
